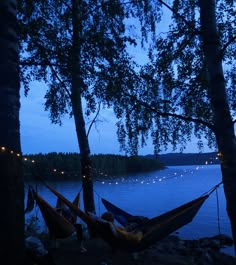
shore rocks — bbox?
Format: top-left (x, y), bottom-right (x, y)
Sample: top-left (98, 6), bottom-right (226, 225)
top-left (137, 234), bottom-right (235, 265)
top-left (30, 232), bottom-right (235, 265)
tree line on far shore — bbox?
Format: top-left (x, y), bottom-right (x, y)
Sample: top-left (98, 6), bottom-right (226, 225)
top-left (23, 152), bottom-right (165, 181)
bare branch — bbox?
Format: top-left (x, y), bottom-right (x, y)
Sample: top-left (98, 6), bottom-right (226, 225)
top-left (86, 102), bottom-right (101, 137)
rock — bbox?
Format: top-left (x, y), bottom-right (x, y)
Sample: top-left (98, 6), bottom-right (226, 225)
top-left (27, 232), bottom-right (236, 265)
top-left (25, 236), bottom-right (49, 256)
top-left (213, 234), bottom-right (234, 246)
top-left (25, 236), bottom-right (55, 265)
top-left (137, 235), bottom-right (235, 265)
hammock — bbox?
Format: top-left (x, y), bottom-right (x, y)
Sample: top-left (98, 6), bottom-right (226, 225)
top-left (55, 192), bottom-right (80, 224)
top-left (101, 197), bottom-right (149, 227)
top-left (24, 186), bottom-right (35, 213)
top-left (41, 181), bottom-right (222, 252)
top-left (31, 187), bottom-right (80, 239)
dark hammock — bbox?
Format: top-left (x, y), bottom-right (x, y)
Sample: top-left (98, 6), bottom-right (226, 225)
top-left (24, 186), bottom-right (35, 213)
top-left (55, 191), bottom-right (80, 224)
top-left (101, 197), bottom-right (149, 227)
top-left (31, 187), bottom-right (79, 239)
top-left (41, 180), bottom-right (222, 252)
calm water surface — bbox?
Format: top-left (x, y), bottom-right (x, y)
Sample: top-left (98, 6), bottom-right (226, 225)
top-left (25, 164), bottom-right (234, 256)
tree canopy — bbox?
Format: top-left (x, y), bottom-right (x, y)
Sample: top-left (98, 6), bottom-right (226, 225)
top-left (18, 0), bottom-right (161, 127)
top-left (104, 0), bottom-right (236, 155)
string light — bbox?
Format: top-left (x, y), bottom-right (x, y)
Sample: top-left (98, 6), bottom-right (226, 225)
top-left (1, 146), bottom-right (148, 182)
top-left (1, 145), bottom-right (220, 184)
top-left (0, 146), bottom-right (62, 176)
top-left (1, 146), bottom-right (22, 157)
top-left (0, 146), bottom-right (80, 176)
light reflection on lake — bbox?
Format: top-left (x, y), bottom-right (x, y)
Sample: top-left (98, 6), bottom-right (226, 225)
top-left (25, 164), bottom-right (234, 256)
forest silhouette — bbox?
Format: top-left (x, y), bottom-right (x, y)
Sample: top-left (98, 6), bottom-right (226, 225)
top-left (23, 153), bottom-right (165, 181)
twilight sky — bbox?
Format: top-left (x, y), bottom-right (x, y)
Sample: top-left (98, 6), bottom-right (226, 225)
top-left (19, 81), bottom-right (151, 155)
top-left (19, 81), bottom-right (125, 155)
top-left (19, 81), bottom-right (213, 156)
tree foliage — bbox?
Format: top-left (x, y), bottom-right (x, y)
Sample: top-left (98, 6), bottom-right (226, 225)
top-left (18, 0), bottom-right (153, 123)
top-left (106, 0), bottom-right (235, 155)
top-left (103, 0), bottom-right (236, 250)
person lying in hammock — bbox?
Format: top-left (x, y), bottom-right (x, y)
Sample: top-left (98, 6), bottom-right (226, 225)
top-left (125, 215), bottom-right (149, 232)
top-left (100, 211), bottom-right (143, 243)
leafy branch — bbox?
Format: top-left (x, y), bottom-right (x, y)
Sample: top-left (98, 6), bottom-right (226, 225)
top-left (123, 91), bottom-right (215, 132)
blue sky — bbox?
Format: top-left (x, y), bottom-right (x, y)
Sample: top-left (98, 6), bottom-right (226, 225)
top-left (19, 81), bottom-right (152, 155)
top-left (19, 81), bottom-right (213, 155)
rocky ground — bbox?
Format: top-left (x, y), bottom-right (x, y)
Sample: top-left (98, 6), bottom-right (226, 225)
top-left (26, 233), bottom-right (236, 265)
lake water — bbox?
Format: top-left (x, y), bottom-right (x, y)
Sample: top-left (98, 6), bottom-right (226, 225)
top-left (25, 164), bottom-right (235, 256)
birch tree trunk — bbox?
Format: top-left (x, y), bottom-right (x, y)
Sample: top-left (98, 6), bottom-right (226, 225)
top-left (199, 0), bottom-right (236, 251)
top-left (71, 0), bottom-right (95, 214)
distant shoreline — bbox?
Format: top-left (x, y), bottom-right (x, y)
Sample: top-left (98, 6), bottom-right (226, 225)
top-left (145, 152), bottom-right (219, 166)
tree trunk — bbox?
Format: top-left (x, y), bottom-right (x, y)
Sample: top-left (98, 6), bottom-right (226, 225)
top-left (71, 0), bottom-right (95, 214)
top-left (199, 0), bottom-right (236, 251)
top-left (0, 0), bottom-right (25, 264)
top-left (72, 97), bottom-right (96, 214)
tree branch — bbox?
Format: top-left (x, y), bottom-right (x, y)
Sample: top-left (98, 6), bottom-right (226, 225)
top-left (220, 35), bottom-right (236, 59)
top-left (172, 32), bottom-right (197, 59)
top-left (157, 0), bottom-right (200, 34)
top-left (86, 102), bottom-right (101, 137)
top-left (20, 61), bottom-right (63, 68)
top-left (47, 61), bottom-right (71, 99)
top-left (123, 91), bottom-right (215, 132)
